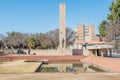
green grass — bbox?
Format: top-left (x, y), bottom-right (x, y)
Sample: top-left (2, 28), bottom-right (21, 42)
top-left (88, 66), bottom-right (105, 72)
top-left (39, 67), bottom-right (58, 72)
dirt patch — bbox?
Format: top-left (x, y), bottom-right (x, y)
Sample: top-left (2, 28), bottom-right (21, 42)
top-left (0, 73), bottom-right (120, 80)
top-left (0, 60), bottom-right (41, 73)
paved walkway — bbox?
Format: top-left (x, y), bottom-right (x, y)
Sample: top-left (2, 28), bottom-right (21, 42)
top-left (0, 55), bottom-right (86, 61)
top-left (81, 56), bottom-right (120, 72)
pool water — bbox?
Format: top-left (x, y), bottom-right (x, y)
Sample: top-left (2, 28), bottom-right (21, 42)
top-left (39, 64), bottom-right (84, 73)
top-left (37, 61), bottom-right (105, 73)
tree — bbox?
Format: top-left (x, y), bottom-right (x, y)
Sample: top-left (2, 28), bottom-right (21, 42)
top-left (98, 20), bottom-right (108, 38)
top-left (66, 28), bottom-right (74, 47)
top-left (0, 34), bottom-right (5, 40)
top-left (28, 38), bottom-right (36, 49)
top-left (46, 27), bottom-right (74, 48)
top-left (0, 40), bottom-right (4, 49)
top-left (46, 28), bottom-right (59, 48)
top-left (99, 0), bottom-right (120, 41)
top-left (22, 33), bottom-right (29, 48)
top-left (1, 27), bottom-right (74, 49)
top-left (100, 0), bottom-right (120, 52)
top-left (0, 34), bottom-right (5, 48)
top-left (5, 31), bottom-right (24, 48)
top-left (106, 0), bottom-right (120, 41)
top-left (107, 0), bottom-right (120, 24)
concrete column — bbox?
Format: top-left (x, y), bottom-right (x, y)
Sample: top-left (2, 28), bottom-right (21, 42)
top-left (59, 3), bottom-right (66, 49)
top-left (95, 49), bottom-right (97, 56)
top-left (106, 50), bottom-right (108, 57)
top-left (107, 49), bottom-right (110, 57)
top-left (83, 47), bottom-right (90, 56)
top-left (110, 49), bottom-right (112, 57)
top-left (101, 51), bottom-right (104, 57)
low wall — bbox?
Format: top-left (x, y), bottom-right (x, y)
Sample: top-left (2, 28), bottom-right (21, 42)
top-left (18, 49), bottom-right (72, 56)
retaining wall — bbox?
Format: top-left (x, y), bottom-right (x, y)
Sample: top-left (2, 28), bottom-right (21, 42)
top-left (16, 49), bottom-right (72, 56)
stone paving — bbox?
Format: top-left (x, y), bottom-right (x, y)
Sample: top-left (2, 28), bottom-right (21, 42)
top-left (81, 56), bottom-right (120, 72)
top-left (0, 55), bottom-right (86, 61)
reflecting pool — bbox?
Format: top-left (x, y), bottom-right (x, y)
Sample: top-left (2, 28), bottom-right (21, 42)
top-left (37, 61), bottom-right (105, 73)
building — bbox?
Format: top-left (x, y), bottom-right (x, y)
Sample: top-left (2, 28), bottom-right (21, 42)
top-left (73, 24), bottom-right (113, 57)
top-left (74, 24), bottom-right (95, 43)
top-left (57, 3), bottom-right (113, 57)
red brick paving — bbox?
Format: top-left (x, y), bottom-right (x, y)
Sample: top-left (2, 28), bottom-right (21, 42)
top-left (81, 56), bottom-right (120, 72)
top-left (0, 55), bottom-right (86, 61)
top-left (1, 54), bottom-right (120, 72)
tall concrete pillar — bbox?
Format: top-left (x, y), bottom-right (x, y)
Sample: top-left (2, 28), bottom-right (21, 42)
top-left (59, 3), bottom-right (66, 49)
top-left (110, 49), bottom-right (112, 57)
top-left (101, 51), bottom-right (104, 57)
top-left (95, 49), bottom-right (97, 56)
top-left (107, 49), bottom-right (110, 57)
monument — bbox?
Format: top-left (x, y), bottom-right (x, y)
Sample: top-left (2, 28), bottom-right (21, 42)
top-left (59, 3), bottom-right (66, 49)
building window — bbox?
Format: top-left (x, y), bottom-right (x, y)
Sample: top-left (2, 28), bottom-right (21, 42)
top-left (85, 34), bottom-right (89, 36)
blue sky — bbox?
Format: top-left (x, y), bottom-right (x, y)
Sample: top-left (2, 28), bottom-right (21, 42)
top-left (0, 0), bottom-right (113, 34)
